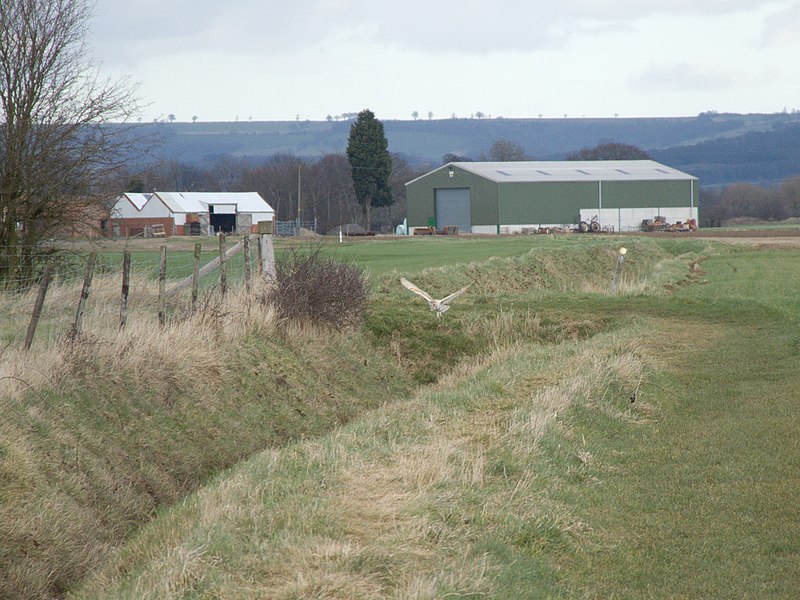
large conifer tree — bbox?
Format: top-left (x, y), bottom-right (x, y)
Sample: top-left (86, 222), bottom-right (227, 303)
top-left (346, 109), bottom-right (392, 231)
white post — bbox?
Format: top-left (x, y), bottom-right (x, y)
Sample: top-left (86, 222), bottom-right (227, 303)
top-left (611, 247), bottom-right (627, 295)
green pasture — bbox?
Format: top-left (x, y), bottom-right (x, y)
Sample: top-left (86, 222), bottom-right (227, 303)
top-left (91, 234), bottom-right (561, 280)
top-left (61, 233), bottom-right (640, 281)
top-left (5, 234), bottom-right (800, 598)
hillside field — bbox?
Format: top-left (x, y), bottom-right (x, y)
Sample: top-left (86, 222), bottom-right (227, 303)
top-left (2, 234), bottom-right (799, 598)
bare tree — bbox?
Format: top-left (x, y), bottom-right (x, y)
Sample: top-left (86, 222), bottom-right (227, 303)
top-left (0, 0), bottom-right (141, 288)
top-left (483, 139), bottom-right (530, 161)
top-left (304, 154), bottom-right (358, 233)
top-left (240, 154), bottom-right (302, 221)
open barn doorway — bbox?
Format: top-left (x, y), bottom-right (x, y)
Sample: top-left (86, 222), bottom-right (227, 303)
top-left (209, 204), bottom-right (237, 233)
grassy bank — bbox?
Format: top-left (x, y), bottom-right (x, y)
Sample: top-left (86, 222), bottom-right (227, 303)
top-left (8, 236), bottom-right (768, 598)
top-left (69, 240), bottom-right (800, 598)
top-left (0, 288), bottom-right (412, 598)
top-left (73, 324), bottom-right (653, 599)
top-left (8, 236), bottom-right (716, 599)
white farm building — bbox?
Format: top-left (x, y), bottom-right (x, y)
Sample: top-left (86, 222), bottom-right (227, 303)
top-left (111, 192), bottom-right (275, 237)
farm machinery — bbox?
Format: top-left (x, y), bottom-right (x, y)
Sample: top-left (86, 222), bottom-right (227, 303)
top-left (577, 215), bottom-right (613, 233)
top-left (641, 216), bottom-right (698, 232)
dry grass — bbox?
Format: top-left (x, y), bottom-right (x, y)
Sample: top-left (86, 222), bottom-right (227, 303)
top-left (73, 324), bottom-right (656, 599)
top-left (1, 236), bottom-right (709, 598)
top-left (0, 274), bottom-right (274, 401)
top-left (0, 270), bottom-right (415, 599)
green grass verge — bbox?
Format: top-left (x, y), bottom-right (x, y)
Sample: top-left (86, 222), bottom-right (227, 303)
top-left (8, 236), bottom-right (799, 598)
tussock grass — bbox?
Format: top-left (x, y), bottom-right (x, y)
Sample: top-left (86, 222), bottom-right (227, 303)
top-left (0, 279), bottom-right (411, 599)
top-left (0, 236), bottom-right (711, 598)
top-left (73, 325), bottom-right (654, 599)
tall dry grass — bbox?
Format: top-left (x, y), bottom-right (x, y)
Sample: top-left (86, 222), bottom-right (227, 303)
top-left (0, 270), bottom-right (411, 599)
top-left (0, 271), bottom-right (273, 400)
top-left (73, 324), bottom-right (656, 599)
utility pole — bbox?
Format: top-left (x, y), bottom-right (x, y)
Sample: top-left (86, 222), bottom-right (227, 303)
top-left (297, 162), bottom-right (302, 234)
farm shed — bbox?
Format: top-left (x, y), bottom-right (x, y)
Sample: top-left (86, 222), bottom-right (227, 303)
top-left (405, 160), bottom-right (698, 234)
top-left (110, 192), bottom-right (275, 237)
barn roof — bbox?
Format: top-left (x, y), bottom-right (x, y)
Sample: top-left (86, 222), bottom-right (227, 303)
top-left (150, 192), bottom-right (274, 214)
top-left (123, 193), bottom-right (152, 210)
top-left (407, 160), bottom-right (696, 185)
top-left (177, 192), bottom-right (273, 213)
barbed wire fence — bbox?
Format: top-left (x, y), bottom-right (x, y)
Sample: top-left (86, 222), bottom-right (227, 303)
top-left (2, 233), bottom-right (277, 353)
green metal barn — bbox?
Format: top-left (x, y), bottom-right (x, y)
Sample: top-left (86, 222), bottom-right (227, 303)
top-left (405, 160), bottom-right (698, 234)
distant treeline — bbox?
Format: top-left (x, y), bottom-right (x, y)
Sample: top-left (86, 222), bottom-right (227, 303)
top-left (115, 153), bottom-right (800, 233)
top-left (120, 153), bottom-right (426, 234)
top-left (700, 176), bottom-right (800, 227)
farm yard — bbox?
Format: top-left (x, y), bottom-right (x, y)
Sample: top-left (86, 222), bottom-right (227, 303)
top-left (1, 231), bottom-right (799, 598)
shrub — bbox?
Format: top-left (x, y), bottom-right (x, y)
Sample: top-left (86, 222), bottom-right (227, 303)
top-left (266, 246), bottom-right (368, 329)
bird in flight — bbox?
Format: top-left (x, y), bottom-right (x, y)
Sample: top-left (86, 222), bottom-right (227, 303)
top-left (400, 277), bottom-right (470, 318)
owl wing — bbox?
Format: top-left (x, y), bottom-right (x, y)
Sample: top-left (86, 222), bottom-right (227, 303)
top-left (400, 277), bottom-right (435, 303)
top-left (441, 284), bottom-right (471, 305)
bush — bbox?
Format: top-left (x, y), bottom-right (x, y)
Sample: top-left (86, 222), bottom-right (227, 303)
top-left (266, 246), bottom-right (368, 329)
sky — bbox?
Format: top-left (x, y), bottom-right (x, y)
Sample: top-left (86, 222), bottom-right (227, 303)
top-left (88, 0), bottom-right (800, 123)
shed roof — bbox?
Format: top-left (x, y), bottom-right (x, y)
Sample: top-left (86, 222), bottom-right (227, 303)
top-left (177, 192), bottom-right (273, 213)
top-left (407, 160), bottom-right (696, 185)
top-left (123, 193), bottom-right (152, 210)
top-left (151, 192), bottom-right (274, 214)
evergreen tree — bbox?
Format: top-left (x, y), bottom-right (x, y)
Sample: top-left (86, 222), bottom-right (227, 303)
top-left (346, 109), bottom-right (392, 230)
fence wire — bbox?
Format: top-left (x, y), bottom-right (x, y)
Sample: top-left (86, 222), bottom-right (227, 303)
top-left (0, 244), bottom-right (265, 353)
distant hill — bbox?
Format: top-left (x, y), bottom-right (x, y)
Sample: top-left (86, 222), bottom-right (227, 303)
top-left (136, 112), bottom-right (800, 187)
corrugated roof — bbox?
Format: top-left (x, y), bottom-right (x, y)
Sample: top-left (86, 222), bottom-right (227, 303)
top-left (178, 192), bottom-right (273, 213)
top-left (123, 193), bottom-right (152, 210)
top-left (151, 192), bottom-right (274, 214)
top-left (406, 160), bottom-right (696, 185)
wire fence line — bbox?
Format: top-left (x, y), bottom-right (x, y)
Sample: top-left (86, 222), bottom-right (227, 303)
top-left (1, 248), bottom-right (253, 288)
top-left (1, 234), bottom-right (277, 352)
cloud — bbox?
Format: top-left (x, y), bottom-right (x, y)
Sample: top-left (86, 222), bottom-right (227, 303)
top-left (761, 2), bottom-right (800, 46)
top-left (91, 0), bottom-right (773, 63)
top-left (630, 61), bottom-right (747, 92)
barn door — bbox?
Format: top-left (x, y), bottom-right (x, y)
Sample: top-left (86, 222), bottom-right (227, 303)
top-left (435, 188), bottom-right (471, 232)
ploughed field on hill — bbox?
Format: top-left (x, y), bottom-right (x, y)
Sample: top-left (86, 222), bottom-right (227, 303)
top-left (131, 112), bottom-right (800, 186)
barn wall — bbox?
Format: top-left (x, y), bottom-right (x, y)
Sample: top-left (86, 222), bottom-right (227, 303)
top-left (110, 199), bottom-right (141, 219)
top-left (139, 198), bottom-right (172, 218)
top-left (112, 217), bottom-right (174, 237)
top-left (406, 165), bottom-right (698, 233)
top-left (406, 166), bottom-right (498, 230)
top-left (601, 179), bottom-right (694, 209)
top-left (499, 181), bottom-right (597, 225)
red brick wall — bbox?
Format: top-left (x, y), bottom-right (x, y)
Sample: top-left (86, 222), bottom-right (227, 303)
top-left (113, 217), bottom-right (174, 237)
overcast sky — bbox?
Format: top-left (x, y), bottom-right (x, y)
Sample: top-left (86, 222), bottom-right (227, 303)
top-left (89, 0), bottom-right (800, 122)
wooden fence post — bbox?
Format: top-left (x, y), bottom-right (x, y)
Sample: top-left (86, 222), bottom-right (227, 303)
top-left (70, 252), bottom-right (97, 341)
top-left (243, 233), bottom-right (252, 292)
top-left (23, 261), bottom-right (53, 352)
top-left (119, 250), bottom-right (131, 329)
top-left (192, 242), bottom-right (201, 310)
top-left (158, 246), bottom-right (167, 326)
top-left (219, 233), bottom-right (227, 296)
top-left (260, 233), bottom-right (276, 284)
top-left (165, 240), bottom-right (243, 298)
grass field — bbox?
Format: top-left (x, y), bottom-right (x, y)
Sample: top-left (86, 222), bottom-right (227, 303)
top-left (3, 234), bottom-right (799, 598)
